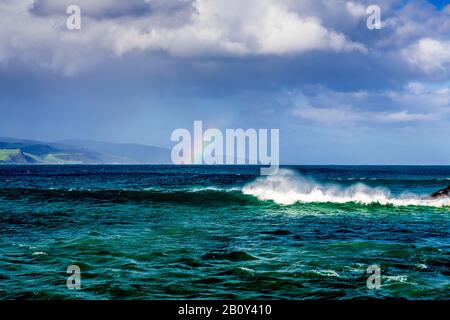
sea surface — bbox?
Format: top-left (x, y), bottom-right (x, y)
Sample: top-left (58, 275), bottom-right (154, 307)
top-left (0, 165), bottom-right (449, 299)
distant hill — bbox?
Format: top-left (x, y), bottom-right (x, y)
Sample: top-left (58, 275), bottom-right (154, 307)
top-left (0, 138), bottom-right (171, 164)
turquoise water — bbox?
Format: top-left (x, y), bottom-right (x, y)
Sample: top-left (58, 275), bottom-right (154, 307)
top-left (0, 165), bottom-right (449, 299)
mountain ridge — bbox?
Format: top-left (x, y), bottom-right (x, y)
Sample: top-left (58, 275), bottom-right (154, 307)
top-left (0, 138), bottom-right (171, 164)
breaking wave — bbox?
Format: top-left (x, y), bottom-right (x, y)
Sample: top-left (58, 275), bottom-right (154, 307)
top-left (242, 169), bottom-right (450, 207)
top-left (2, 169), bottom-right (450, 208)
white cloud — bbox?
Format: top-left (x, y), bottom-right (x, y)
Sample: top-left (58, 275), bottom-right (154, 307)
top-left (0, 1), bottom-right (112, 75)
top-left (403, 38), bottom-right (450, 72)
top-left (0, 0), bottom-right (449, 78)
top-left (376, 110), bottom-right (435, 122)
top-left (290, 82), bottom-right (450, 127)
top-left (0, 0), bottom-right (366, 74)
top-left (292, 105), bottom-right (361, 124)
top-left (293, 104), bottom-right (436, 126)
top-left (345, 1), bottom-right (366, 18)
top-left (114, 0), bottom-right (366, 56)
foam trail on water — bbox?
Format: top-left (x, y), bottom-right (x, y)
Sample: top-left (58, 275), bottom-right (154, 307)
top-left (242, 169), bottom-right (450, 207)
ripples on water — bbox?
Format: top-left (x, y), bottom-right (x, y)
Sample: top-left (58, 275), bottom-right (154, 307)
top-left (0, 165), bottom-right (449, 299)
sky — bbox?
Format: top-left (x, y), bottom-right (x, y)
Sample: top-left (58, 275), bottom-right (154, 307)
top-left (0, 0), bottom-right (449, 164)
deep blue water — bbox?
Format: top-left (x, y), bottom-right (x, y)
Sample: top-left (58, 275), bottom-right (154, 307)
top-left (0, 165), bottom-right (449, 299)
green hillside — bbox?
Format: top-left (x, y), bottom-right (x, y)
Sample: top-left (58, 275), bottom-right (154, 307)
top-left (0, 145), bottom-right (87, 164)
top-left (0, 149), bottom-right (21, 161)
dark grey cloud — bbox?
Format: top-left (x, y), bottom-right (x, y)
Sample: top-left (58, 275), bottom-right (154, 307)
top-left (30, 0), bottom-right (193, 19)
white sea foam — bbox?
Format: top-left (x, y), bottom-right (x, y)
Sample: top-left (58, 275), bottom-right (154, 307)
top-left (242, 169), bottom-right (450, 207)
top-left (188, 186), bottom-right (240, 192)
top-left (307, 269), bottom-right (341, 277)
top-left (32, 251), bottom-right (47, 256)
top-left (384, 275), bottom-right (409, 283)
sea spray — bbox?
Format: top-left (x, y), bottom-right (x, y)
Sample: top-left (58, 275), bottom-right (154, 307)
top-left (242, 169), bottom-right (450, 207)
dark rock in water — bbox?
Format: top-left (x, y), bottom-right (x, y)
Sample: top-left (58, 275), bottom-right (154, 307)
top-left (201, 251), bottom-right (257, 261)
top-left (261, 229), bottom-right (293, 236)
top-left (430, 186), bottom-right (450, 199)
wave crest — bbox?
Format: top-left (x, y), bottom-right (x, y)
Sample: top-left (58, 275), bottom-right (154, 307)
top-left (242, 169), bottom-right (450, 207)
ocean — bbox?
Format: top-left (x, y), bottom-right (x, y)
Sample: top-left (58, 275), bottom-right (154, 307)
top-left (0, 165), bottom-right (449, 299)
